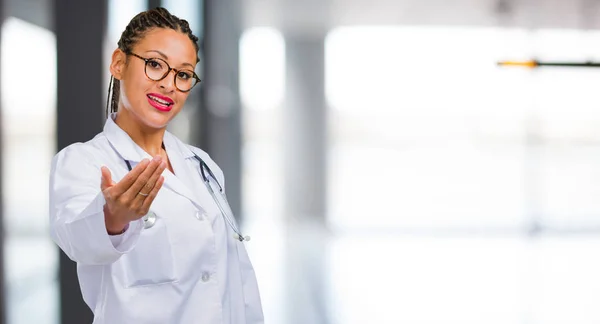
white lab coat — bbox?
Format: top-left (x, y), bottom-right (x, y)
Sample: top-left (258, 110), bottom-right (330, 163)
top-left (49, 114), bottom-right (264, 324)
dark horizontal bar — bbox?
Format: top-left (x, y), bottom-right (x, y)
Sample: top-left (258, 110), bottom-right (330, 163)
top-left (498, 60), bottom-right (600, 68)
top-left (536, 62), bottom-right (600, 67)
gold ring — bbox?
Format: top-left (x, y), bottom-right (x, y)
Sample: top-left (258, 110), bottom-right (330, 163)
top-left (138, 191), bottom-right (149, 197)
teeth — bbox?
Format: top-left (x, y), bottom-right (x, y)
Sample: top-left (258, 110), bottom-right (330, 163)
top-left (149, 95), bottom-right (170, 106)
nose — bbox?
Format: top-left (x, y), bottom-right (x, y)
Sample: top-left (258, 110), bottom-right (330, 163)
top-left (158, 69), bottom-right (177, 91)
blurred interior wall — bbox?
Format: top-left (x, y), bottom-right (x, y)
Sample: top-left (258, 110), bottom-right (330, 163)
top-left (54, 0), bottom-right (106, 322)
top-left (5, 0), bottom-right (51, 30)
top-left (283, 31), bottom-right (327, 224)
top-left (199, 0), bottom-right (243, 221)
top-left (283, 31), bottom-right (329, 324)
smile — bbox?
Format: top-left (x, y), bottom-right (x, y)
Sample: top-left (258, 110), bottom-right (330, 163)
top-left (147, 94), bottom-right (174, 112)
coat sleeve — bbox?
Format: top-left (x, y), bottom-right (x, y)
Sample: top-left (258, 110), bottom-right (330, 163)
top-left (49, 143), bottom-right (143, 265)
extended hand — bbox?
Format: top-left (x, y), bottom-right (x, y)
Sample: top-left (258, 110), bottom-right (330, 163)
top-left (101, 156), bottom-right (166, 234)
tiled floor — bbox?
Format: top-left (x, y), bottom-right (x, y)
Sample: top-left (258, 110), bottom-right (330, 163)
top-left (6, 236), bottom-right (58, 324)
top-left (246, 221), bottom-right (600, 324)
top-left (8, 223), bottom-right (600, 324)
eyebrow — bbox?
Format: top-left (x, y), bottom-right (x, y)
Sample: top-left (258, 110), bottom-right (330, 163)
top-left (145, 50), bottom-right (195, 69)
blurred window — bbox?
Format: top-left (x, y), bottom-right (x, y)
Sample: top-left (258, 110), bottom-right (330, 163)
top-left (325, 26), bottom-right (600, 232)
top-left (2, 17), bottom-right (58, 324)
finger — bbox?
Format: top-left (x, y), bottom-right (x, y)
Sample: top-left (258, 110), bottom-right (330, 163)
top-left (100, 166), bottom-right (113, 191)
top-left (137, 161), bottom-right (167, 197)
top-left (139, 176), bottom-right (165, 214)
top-left (123, 156), bottom-right (163, 200)
top-left (110, 158), bottom-right (151, 196)
top-left (130, 161), bottom-right (166, 210)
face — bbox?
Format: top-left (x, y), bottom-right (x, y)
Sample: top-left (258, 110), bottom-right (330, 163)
top-left (110, 28), bottom-right (198, 129)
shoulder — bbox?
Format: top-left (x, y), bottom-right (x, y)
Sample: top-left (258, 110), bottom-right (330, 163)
top-left (186, 144), bottom-right (211, 162)
top-left (51, 133), bottom-right (109, 171)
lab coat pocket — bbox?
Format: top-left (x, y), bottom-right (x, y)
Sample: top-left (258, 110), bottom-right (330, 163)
top-left (118, 215), bottom-right (176, 288)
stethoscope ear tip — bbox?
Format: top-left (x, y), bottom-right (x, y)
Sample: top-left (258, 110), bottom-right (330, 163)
top-left (233, 234), bottom-right (251, 242)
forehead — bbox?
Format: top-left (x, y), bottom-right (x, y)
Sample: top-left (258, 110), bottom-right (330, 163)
top-left (133, 28), bottom-right (197, 65)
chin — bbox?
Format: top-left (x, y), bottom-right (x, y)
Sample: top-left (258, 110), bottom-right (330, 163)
top-left (148, 117), bottom-right (172, 129)
top-left (139, 110), bottom-right (173, 129)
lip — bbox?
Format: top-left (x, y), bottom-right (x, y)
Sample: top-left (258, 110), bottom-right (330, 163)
top-left (147, 93), bottom-right (174, 112)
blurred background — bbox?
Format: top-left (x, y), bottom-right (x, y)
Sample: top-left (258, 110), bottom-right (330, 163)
top-left (4, 0), bottom-right (600, 323)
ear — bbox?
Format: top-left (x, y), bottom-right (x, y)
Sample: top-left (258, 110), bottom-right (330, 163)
top-left (110, 49), bottom-right (127, 80)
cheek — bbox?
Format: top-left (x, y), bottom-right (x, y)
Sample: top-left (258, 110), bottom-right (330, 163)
top-left (174, 92), bottom-right (190, 108)
top-left (130, 82), bottom-right (154, 104)
top-left (125, 66), bottom-right (151, 92)
top-left (120, 83), bottom-right (138, 107)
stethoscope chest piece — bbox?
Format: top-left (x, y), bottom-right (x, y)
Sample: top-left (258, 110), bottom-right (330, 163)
top-left (142, 211), bottom-right (157, 229)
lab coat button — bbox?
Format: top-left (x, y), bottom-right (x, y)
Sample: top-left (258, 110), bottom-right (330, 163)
top-left (195, 211), bottom-right (202, 220)
top-left (201, 272), bottom-right (211, 282)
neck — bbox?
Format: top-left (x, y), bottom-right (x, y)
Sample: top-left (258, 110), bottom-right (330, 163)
top-left (114, 109), bottom-right (166, 157)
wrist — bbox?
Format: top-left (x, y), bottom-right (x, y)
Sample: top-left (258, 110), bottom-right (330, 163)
top-left (107, 223), bottom-right (129, 235)
top-left (104, 204), bottom-right (128, 235)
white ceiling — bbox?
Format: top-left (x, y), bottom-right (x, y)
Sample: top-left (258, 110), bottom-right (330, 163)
top-left (8, 0), bottom-right (600, 36)
top-left (241, 0), bottom-right (600, 33)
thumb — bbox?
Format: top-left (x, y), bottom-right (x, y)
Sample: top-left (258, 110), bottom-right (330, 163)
top-left (100, 166), bottom-right (114, 191)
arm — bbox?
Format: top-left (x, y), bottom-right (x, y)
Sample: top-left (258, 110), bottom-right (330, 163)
top-left (49, 144), bottom-right (143, 265)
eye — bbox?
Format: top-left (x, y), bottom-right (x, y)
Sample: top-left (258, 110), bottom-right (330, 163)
top-left (147, 59), bottom-right (163, 70)
top-left (177, 71), bottom-right (193, 80)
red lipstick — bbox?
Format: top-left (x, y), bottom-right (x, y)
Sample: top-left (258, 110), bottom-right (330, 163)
top-left (147, 93), bottom-right (174, 112)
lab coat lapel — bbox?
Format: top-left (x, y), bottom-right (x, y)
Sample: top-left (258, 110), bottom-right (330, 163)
top-left (183, 155), bottom-right (222, 216)
top-left (104, 113), bottom-right (153, 163)
top-left (161, 167), bottom-right (204, 210)
top-left (162, 132), bottom-right (213, 212)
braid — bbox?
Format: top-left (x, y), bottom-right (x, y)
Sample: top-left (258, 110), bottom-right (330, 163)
top-left (106, 7), bottom-right (200, 116)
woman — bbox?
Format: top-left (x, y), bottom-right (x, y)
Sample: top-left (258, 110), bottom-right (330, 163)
top-left (49, 8), bottom-right (263, 324)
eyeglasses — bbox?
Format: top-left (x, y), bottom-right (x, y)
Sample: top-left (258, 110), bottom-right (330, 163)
top-left (127, 52), bottom-right (201, 92)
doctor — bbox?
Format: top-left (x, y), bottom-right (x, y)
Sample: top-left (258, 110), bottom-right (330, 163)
top-left (49, 7), bottom-right (263, 324)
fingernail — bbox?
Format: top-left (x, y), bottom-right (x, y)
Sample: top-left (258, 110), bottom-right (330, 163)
top-left (153, 156), bottom-right (162, 162)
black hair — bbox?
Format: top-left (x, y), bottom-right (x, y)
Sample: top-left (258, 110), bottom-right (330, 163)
top-left (106, 7), bottom-right (200, 116)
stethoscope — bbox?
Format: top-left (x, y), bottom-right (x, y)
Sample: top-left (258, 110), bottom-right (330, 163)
top-left (123, 154), bottom-right (251, 242)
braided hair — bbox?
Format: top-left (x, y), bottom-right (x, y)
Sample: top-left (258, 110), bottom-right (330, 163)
top-left (106, 7), bottom-right (200, 116)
